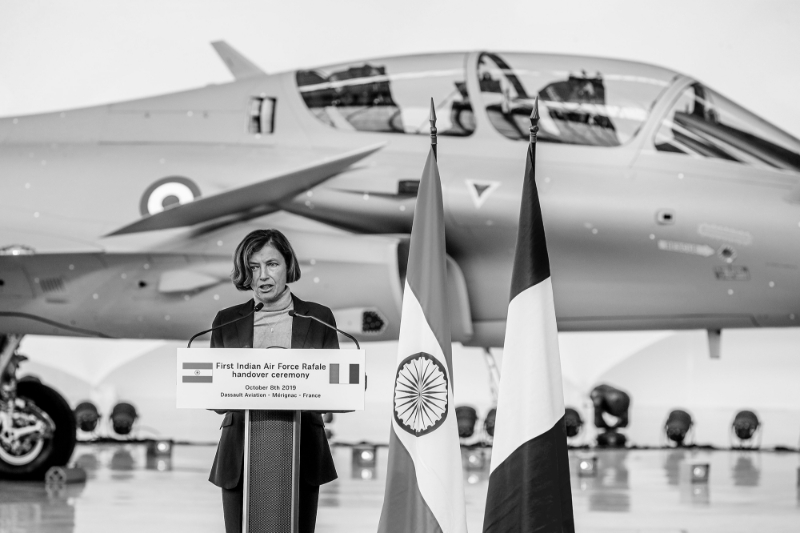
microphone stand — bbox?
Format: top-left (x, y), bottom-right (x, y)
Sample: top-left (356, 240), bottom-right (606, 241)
top-left (187, 302), bottom-right (265, 347)
top-left (288, 310), bottom-right (361, 350)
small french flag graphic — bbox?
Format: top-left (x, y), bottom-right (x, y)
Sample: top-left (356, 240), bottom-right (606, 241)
top-left (182, 362), bottom-right (213, 383)
top-left (329, 364), bottom-right (359, 384)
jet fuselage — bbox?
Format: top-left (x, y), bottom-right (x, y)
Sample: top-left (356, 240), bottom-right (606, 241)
top-left (1, 51), bottom-right (798, 346)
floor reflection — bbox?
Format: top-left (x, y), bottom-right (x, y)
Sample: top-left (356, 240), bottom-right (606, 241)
top-left (680, 481), bottom-right (711, 505)
top-left (145, 456), bottom-right (173, 472)
top-left (110, 448), bottom-right (136, 471)
top-left (73, 452), bottom-right (100, 473)
top-left (589, 449), bottom-right (630, 512)
top-left (663, 448), bottom-right (686, 485)
top-left (350, 443), bottom-right (380, 480)
top-left (0, 481), bottom-right (83, 533)
top-left (732, 453), bottom-right (761, 487)
top-left (2, 445), bottom-right (800, 532)
top-left (794, 465), bottom-right (800, 508)
top-left (109, 448), bottom-right (136, 481)
top-left (462, 447), bottom-right (490, 486)
top-left (319, 479), bottom-right (341, 508)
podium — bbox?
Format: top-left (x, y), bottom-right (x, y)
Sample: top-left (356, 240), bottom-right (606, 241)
top-left (177, 348), bottom-right (365, 533)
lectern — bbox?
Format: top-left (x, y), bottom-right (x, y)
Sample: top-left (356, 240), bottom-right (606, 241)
top-left (177, 348), bottom-right (365, 533)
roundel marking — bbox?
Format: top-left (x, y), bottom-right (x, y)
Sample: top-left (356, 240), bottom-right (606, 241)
top-left (393, 352), bottom-right (449, 437)
top-left (140, 176), bottom-right (201, 216)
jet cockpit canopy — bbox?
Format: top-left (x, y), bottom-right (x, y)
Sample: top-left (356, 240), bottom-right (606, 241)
top-left (296, 52), bottom-right (475, 137)
top-left (476, 52), bottom-right (675, 146)
top-left (654, 82), bottom-right (800, 174)
top-left (295, 51), bottom-right (800, 174)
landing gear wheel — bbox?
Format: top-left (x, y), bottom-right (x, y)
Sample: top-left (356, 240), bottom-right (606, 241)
top-left (0, 381), bottom-right (76, 480)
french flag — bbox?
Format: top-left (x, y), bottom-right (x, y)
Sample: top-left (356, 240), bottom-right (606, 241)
top-left (329, 363), bottom-right (359, 384)
top-left (483, 100), bottom-right (575, 532)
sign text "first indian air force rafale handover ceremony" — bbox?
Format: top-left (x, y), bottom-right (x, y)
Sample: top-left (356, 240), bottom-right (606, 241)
top-left (175, 348), bottom-right (366, 411)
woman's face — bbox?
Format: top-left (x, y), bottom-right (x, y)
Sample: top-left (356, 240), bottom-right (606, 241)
top-left (248, 243), bottom-right (288, 305)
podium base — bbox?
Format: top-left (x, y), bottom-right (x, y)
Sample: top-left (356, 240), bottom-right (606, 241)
top-left (243, 410), bottom-right (301, 533)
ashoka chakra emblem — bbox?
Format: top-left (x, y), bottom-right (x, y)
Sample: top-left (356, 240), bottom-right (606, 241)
top-left (393, 352), bottom-right (449, 436)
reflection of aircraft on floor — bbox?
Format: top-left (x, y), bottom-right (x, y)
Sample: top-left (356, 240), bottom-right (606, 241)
top-left (1, 43), bottom-right (798, 478)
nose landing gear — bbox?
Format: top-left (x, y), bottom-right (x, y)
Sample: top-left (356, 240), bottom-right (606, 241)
top-left (0, 334), bottom-right (76, 480)
top-left (0, 396), bottom-right (55, 465)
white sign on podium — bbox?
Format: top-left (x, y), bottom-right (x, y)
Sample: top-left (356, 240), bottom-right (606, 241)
top-left (176, 348), bottom-right (365, 411)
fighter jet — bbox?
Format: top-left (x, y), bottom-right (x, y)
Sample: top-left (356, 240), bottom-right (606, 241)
top-left (1, 44), bottom-right (798, 478)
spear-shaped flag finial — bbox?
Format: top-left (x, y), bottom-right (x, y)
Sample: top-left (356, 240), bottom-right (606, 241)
top-left (529, 96), bottom-right (540, 144)
top-left (430, 97), bottom-right (438, 158)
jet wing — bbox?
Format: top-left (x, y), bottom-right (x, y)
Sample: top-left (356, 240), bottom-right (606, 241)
top-left (106, 143), bottom-right (384, 236)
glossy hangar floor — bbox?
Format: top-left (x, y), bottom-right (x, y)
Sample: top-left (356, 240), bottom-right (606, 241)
top-left (1, 445), bottom-right (798, 532)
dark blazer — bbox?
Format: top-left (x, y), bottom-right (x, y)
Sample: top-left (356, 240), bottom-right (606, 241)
top-left (207, 294), bottom-right (339, 489)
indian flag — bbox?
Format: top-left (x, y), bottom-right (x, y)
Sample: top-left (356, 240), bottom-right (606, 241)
top-left (377, 141), bottom-right (467, 533)
top-left (182, 362), bottom-right (213, 383)
top-left (483, 102), bottom-right (574, 532)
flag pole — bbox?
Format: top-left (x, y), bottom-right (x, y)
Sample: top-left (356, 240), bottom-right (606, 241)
top-left (377, 95), bottom-right (468, 533)
top-left (430, 97), bottom-right (438, 160)
top-left (482, 92), bottom-right (575, 532)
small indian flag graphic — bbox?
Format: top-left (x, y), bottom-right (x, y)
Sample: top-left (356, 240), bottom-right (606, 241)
top-left (182, 362), bottom-right (213, 383)
top-left (329, 363), bottom-right (359, 385)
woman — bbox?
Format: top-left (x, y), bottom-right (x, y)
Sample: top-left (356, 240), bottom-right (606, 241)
top-left (208, 228), bottom-right (338, 533)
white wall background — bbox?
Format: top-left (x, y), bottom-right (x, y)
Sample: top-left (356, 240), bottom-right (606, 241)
top-left (20, 328), bottom-right (800, 448)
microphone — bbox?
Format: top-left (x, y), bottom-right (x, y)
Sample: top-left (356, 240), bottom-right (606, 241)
top-left (187, 302), bottom-right (264, 348)
top-left (288, 310), bottom-right (361, 350)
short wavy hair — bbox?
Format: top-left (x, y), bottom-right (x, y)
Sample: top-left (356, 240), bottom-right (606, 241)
top-left (231, 229), bottom-right (301, 291)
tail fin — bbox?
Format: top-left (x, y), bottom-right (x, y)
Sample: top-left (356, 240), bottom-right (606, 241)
top-left (211, 40), bottom-right (265, 80)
